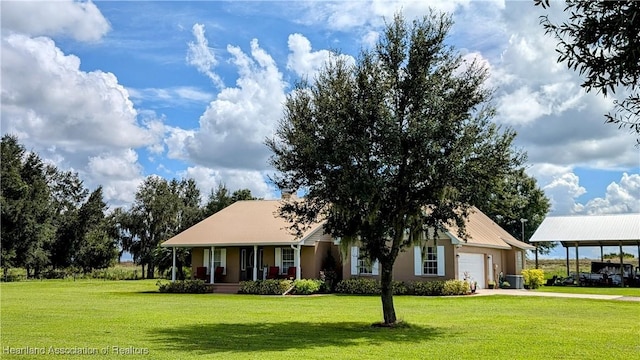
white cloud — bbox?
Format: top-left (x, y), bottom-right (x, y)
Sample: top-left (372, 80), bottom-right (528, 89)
top-left (128, 86), bottom-right (215, 107)
top-left (186, 23), bottom-right (223, 87)
top-left (180, 166), bottom-right (275, 201)
top-left (173, 30), bottom-right (287, 171)
top-left (0, 0), bottom-right (110, 42)
top-left (582, 173), bottom-right (640, 214)
top-left (297, 0), bottom-right (471, 31)
top-left (1, 34), bottom-right (160, 153)
top-left (85, 149), bottom-right (145, 207)
top-left (287, 33), bottom-right (355, 79)
top-left (542, 172), bottom-right (586, 215)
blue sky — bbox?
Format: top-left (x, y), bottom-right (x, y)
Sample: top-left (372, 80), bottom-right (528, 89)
top-left (2, 1), bottom-right (638, 259)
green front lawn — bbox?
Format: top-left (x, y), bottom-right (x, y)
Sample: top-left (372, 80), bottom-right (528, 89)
top-left (535, 285), bottom-right (640, 297)
top-left (2, 280), bottom-right (639, 359)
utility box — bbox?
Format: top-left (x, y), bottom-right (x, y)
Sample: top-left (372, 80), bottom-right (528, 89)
top-left (505, 275), bottom-right (524, 289)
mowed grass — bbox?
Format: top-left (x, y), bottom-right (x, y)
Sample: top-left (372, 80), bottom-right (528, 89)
top-left (535, 285), bottom-right (640, 297)
top-left (2, 280), bottom-right (639, 359)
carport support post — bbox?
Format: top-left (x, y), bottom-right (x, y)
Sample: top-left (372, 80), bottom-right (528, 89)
top-left (620, 242), bottom-right (624, 287)
top-left (565, 246), bottom-right (570, 277)
top-left (171, 247), bottom-right (176, 282)
top-left (575, 243), bottom-right (579, 279)
top-left (600, 245), bottom-right (604, 261)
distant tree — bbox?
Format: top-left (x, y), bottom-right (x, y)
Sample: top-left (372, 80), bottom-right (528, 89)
top-left (1, 135), bottom-right (28, 276)
top-left (203, 184), bottom-right (233, 217)
top-left (15, 152), bottom-right (55, 277)
top-left (535, 0), bottom-right (640, 135)
top-left (125, 177), bottom-right (207, 279)
top-left (124, 176), bottom-right (176, 278)
top-left (74, 187), bottom-right (117, 273)
top-left (231, 188), bottom-right (256, 202)
top-left (603, 252), bottom-right (634, 260)
top-left (267, 12), bottom-right (521, 325)
top-left (203, 184), bottom-right (256, 217)
top-left (476, 168), bottom-right (552, 253)
top-left (47, 169), bottom-right (88, 269)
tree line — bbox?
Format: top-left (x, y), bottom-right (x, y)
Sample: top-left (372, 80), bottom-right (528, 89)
top-left (1, 135), bottom-right (255, 279)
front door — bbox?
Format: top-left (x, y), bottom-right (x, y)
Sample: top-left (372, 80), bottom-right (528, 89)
top-left (240, 247), bottom-right (254, 281)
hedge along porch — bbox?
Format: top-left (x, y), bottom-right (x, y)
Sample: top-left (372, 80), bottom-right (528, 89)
top-left (161, 200), bottom-right (340, 284)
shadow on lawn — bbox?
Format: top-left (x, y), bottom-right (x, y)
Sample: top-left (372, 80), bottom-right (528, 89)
top-left (151, 321), bottom-right (444, 354)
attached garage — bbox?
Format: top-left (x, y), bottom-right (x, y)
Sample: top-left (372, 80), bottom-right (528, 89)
top-left (457, 253), bottom-right (485, 289)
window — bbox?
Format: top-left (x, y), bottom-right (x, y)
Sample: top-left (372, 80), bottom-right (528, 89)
top-left (350, 246), bottom-right (379, 275)
top-left (258, 249), bottom-right (263, 270)
top-left (282, 248), bottom-right (294, 272)
top-left (213, 249), bottom-right (222, 269)
top-left (414, 245), bottom-right (445, 276)
top-left (204, 248), bottom-right (226, 275)
top-left (422, 247), bottom-right (438, 275)
top-left (358, 258), bottom-right (373, 275)
top-left (241, 249), bottom-right (246, 271)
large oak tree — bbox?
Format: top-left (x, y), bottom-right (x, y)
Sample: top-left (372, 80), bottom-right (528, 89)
top-left (267, 12), bottom-right (522, 325)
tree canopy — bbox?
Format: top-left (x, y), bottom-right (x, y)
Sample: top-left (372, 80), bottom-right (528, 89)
top-left (535, 0), bottom-right (640, 135)
top-left (267, 12), bottom-right (523, 325)
top-left (0, 135), bottom-right (257, 279)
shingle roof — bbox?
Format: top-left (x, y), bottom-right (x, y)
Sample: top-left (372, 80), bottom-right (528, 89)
top-left (161, 201), bottom-right (533, 250)
top-left (447, 207), bottom-right (535, 250)
top-left (529, 213), bottom-right (640, 246)
top-left (161, 200), bottom-right (323, 247)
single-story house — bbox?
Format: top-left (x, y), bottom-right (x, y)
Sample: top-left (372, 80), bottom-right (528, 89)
top-left (161, 199), bottom-right (533, 289)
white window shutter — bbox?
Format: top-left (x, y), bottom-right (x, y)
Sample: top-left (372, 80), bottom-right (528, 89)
top-left (372, 260), bottom-right (379, 275)
top-left (414, 246), bottom-right (422, 276)
top-left (203, 249), bottom-right (210, 275)
top-left (437, 245), bottom-right (445, 276)
top-left (350, 246), bottom-right (359, 275)
top-left (275, 248), bottom-right (282, 270)
top-left (220, 249), bottom-right (227, 275)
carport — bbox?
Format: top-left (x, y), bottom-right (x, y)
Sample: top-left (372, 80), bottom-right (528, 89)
top-left (529, 213), bottom-right (640, 286)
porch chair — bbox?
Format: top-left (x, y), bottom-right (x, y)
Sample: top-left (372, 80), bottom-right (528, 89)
top-left (266, 266), bottom-right (280, 279)
top-left (195, 267), bottom-right (207, 281)
top-left (214, 266), bottom-right (225, 283)
top-left (286, 266), bottom-right (296, 280)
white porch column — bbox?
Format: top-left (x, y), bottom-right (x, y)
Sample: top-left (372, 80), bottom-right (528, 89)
top-left (253, 245), bottom-right (258, 281)
top-left (295, 245), bottom-right (301, 280)
top-left (171, 247), bottom-right (176, 282)
top-left (210, 246), bottom-right (215, 284)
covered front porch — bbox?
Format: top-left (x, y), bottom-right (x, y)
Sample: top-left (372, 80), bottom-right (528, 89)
top-left (168, 244), bottom-right (303, 284)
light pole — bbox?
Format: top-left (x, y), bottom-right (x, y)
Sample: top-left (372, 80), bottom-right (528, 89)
top-left (520, 218), bottom-right (536, 269)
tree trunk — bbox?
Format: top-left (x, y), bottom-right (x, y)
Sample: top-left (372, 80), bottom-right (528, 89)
top-left (379, 262), bottom-right (397, 325)
top-left (141, 264), bottom-right (146, 279)
top-left (146, 263), bottom-right (155, 279)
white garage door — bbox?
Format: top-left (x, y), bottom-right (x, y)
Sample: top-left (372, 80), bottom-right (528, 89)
top-left (458, 253), bottom-right (485, 289)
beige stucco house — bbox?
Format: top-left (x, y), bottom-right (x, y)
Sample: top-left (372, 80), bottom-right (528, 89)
top-left (161, 200), bottom-right (533, 289)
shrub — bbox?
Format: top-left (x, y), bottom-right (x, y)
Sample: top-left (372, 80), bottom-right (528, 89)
top-left (441, 280), bottom-right (470, 296)
top-left (335, 278), bottom-right (381, 295)
top-left (522, 269), bottom-right (545, 289)
top-left (157, 280), bottom-right (207, 293)
top-left (501, 281), bottom-right (511, 289)
top-left (392, 281), bottom-right (410, 295)
top-left (411, 280), bottom-right (446, 296)
top-left (293, 279), bottom-right (323, 295)
top-left (238, 280), bottom-right (293, 295)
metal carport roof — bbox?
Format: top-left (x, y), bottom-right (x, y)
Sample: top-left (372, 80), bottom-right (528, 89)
top-left (529, 213), bottom-right (640, 247)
